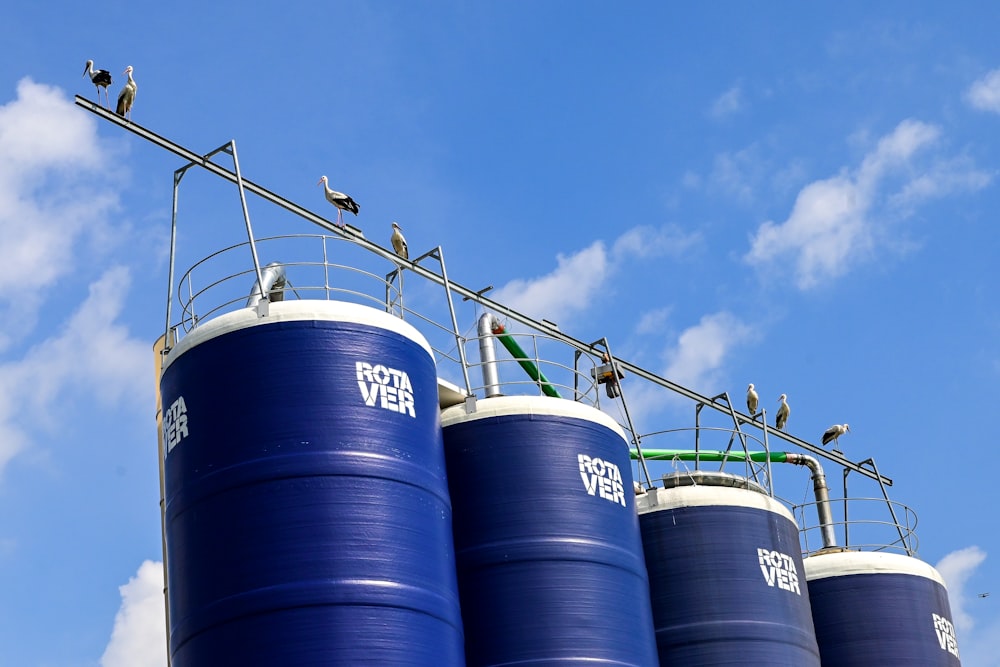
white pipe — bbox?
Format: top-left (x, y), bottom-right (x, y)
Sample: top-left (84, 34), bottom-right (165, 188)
top-left (786, 452), bottom-right (838, 549)
top-left (246, 262), bottom-right (287, 307)
top-left (478, 313), bottom-right (501, 397)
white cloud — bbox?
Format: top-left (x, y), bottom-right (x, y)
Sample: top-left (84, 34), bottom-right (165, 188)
top-left (492, 240), bottom-right (609, 325)
top-left (0, 77), bottom-right (122, 349)
top-left (100, 560), bottom-right (168, 667)
top-left (966, 69), bottom-right (1000, 113)
top-left (936, 546), bottom-right (987, 634)
top-left (494, 224), bottom-right (699, 325)
top-left (745, 119), bottom-right (988, 289)
top-left (664, 311), bottom-right (756, 393)
top-left (710, 84), bottom-right (744, 118)
top-left (708, 147), bottom-right (760, 203)
top-left (934, 546), bottom-right (1000, 664)
top-left (0, 267), bottom-right (150, 478)
top-left (611, 224), bottom-right (701, 261)
top-left (635, 307), bottom-right (672, 335)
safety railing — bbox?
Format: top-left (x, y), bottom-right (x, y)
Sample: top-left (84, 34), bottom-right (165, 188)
top-left (173, 234), bottom-right (405, 335)
top-left (793, 497), bottom-right (919, 557)
top-left (168, 235), bottom-right (615, 412)
top-left (629, 426), bottom-right (774, 495)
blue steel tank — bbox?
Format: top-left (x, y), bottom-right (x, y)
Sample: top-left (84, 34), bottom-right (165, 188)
top-left (638, 470), bottom-right (821, 666)
top-left (440, 395), bottom-right (658, 667)
top-left (159, 300), bottom-right (464, 666)
top-left (804, 551), bottom-right (962, 665)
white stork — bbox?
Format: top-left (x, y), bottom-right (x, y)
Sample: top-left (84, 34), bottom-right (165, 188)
top-left (821, 424), bottom-right (850, 451)
top-left (746, 383), bottom-right (759, 416)
top-left (116, 66), bottom-right (137, 120)
top-left (317, 176), bottom-right (359, 227)
top-left (775, 394), bottom-right (790, 431)
top-left (390, 222), bottom-right (408, 260)
top-left (83, 60), bottom-right (112, 108)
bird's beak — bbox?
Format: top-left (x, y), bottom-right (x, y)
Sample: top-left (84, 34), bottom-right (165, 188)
top-left (316, 178), bottom-right (324, 185)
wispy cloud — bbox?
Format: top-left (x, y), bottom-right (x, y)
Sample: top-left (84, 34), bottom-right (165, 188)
top-left (934, 546), bottom-right (1000, 664)
top-left (663, 311), bottom-right (756, 392)
top-left (635, 307), bottom-right (672, 336)
top-left (611, 310), bottom-right (757, 429)
top-left (100, 560), bottom-right (167, 667)
top-left (611, 224), bottom-right (701, 261)
top-left (966, 69), bottom-right (1000, 113)
top-left (936, 546), bottom-right (987, 634)
top-left (745, 119), bottom-right (990, 289)
top-left (710, 84), bottom-right (744, 119)
top-left (0, 77), bottom-right (122, 350)
top-left (0, 267), bottom-right (150, 478)
top-left (493, 225), bottom-right (699, 326)
top-left (0, 79), bottom-right (147, 480)
top-left (492, 240), bottom-right (609, 326)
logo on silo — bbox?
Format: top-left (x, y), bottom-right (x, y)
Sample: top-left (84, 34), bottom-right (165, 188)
top-left (933, 613), bottom-right (960, 657)
top-left (757, 548), bottom-right (801, 595)
top-left (163, 396), bottom-right (189, 453)
top-left (355, 362), bottom-right (415, 418)
top-left (578, 454), bottom-right (626, 507)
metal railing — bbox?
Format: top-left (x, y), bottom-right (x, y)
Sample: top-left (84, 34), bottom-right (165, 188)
top-left (794, 497), bottom-right (919, 557)
top-left (173, 234), bottom-right (398, 335)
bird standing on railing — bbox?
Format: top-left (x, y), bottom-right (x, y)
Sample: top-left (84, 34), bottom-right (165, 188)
top-left (83, 60), bottom-right (112, 108)
top-left (746, 383), bottom-right (759, 416)
top-left (822, 424), bottom-right (850, 452)
top-left (775, 394), bottom-right (790, 431)
top-left (390, 222), bottom-right (408, 260)
top-left (317, 176), bottom-right (359, 228)
top-left (116, 66), bottom-right (137, 120)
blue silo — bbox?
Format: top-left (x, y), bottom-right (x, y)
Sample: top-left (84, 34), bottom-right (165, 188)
top-left (441, 395), bottom-right (659, 667)
top-left (159, 300), bottom-right (464, 666)
top-left (638, 471), bottom-right (821, 666)
top-left (804, 550), bottom-right (961, 666)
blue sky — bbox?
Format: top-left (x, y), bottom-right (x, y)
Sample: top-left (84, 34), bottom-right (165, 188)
top-left (2, 2), bottom-right (1000, 664)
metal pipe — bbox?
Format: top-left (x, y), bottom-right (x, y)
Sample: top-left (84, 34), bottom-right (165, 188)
top-left (785, 452), bottom-right (838, 549)
top-left (226, 141), bottom-right (266, 316)
top-left (490, 320), bottom-right (561, 398)
top-left (246, 262), bottom-right (287, 307)
top-left (152, 333), bottom-right (174, 666)
top-left (632, 449), bottom-right (838, 549)
top-left (478, 313), bottom-right (501, 397)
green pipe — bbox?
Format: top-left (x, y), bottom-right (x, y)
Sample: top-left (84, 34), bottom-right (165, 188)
top-left (492, 323), bottom-right (561, 398)
top-left (630, 449), bottom-right (788, 463)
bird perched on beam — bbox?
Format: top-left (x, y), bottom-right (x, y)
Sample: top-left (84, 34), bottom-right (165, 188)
top-left (822, 424), bottom-right (850, 452)
top-left (746, 383), bottom-right (759, 416)
top-left (116, 66), bottom-right (137, 120)
top-left (317, 176), bottom-right (359, 227)
top-left (83, 60), bottom-right (112, 108)
top-left (775, 394), bottom-right (790, 431)
top-left (390, 222), bottom-right (408, 259)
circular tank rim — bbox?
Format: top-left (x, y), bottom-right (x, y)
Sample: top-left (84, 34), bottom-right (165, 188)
top-left (636, 484), bottom-right (795, 523)
top-left (440, 395), bottom-right (626, 440)
top-left (162, 300), bottom-right (434, 371)
top-left (803, 550), bottom-right (947, 587)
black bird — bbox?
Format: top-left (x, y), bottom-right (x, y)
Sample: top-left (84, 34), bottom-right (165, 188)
top-left (317, 176), bottom-right (359, 227)
top-left (83, 60), bottom-right (112, 108)
top-left (116, 66), bottom-right (137, 120)
top-left (821, 424), bottom-right (850, 449)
